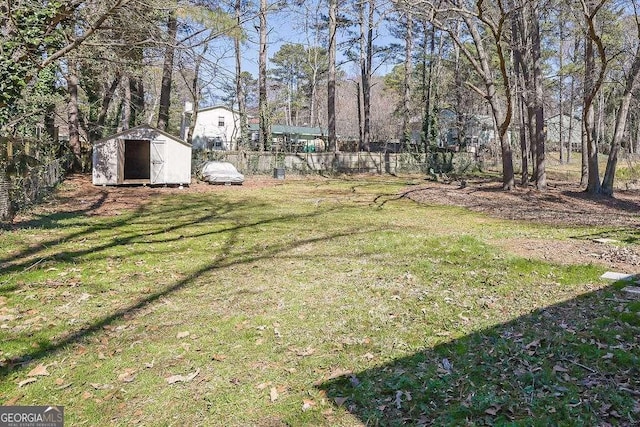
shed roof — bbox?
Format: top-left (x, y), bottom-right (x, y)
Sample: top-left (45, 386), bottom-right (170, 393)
top-left (94, 125), bottom-right (191, 148)
top-left (197, 105), bottom-right (238, 114)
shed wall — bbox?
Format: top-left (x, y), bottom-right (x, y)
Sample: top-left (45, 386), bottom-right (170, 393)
top-left (92, 138), bottom-right (119, 185)
top-left (163, 135), bottom-right (192, 184)
top-left (93, 127), bottom-right (192, 186)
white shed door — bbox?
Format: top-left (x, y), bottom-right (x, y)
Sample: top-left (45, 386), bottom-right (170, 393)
top-left (150, 139), bottom-right (166, 184)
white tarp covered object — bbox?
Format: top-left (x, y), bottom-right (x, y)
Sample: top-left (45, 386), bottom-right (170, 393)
top-left (201, 161), bottom-right (244, 185)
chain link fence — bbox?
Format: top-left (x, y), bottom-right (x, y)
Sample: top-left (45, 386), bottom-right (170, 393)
top-left (1, 137), bottom-right (73, 224)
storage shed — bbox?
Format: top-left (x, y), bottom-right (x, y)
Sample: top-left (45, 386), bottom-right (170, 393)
top-left (93, 125), bottom-right (192, 186)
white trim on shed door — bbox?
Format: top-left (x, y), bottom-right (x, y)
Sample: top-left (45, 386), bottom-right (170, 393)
top-left (150, 139), bottom-right (166, 184)
top-left (117, 138), bottom-right (125, 184)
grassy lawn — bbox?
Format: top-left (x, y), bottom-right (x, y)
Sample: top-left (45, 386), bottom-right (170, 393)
top-left (1, 175), bottom-right (639, 426)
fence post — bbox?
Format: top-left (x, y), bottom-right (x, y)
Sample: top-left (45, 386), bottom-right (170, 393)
top-left (0, 167), bottom-right (11, 223)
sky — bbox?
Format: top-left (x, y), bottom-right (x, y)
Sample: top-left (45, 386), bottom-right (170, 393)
top-left (207, 0), bottom-right (401, 101)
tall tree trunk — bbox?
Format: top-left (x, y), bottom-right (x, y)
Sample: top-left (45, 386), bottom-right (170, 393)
top-left (518, 93), bottom-right (529, 185)
top-left (91, 74), bottom-right (122, 141)
top-left (130, 75), bottom-right (144, 128)
top-left (530, 5), bottom-right (546, 190)
top-left (512, 15), bottom-right (529, 185)
top-left (327, 0), bottom-right (337, 152)
top-left (121, 77), bottom-right (131, 131)
top-left (581, 120), bottom-right (588, 186)
top-left (157, 11), bottom-right (177, 132)
top-left (601, 43), bottom-right (640, 195)
top-left (401, 11), bottom-right (413, 147)
top-left (67, 58), bottom-right (82, 170)
top-left (558, 9), bottom-right (565, 164)
top-left (584, 34), bottom-right (601, 193)
top-left (527, 105), bottom-right (537, 182)
top-left (568, 74), bottom-right (576, 163)
top-left (358, 0), bottom-right (374, 151)
top-left (234, 0), bottom-right (248, 149)
top-left (258, 0), bottom-right (269, 151)
top-left (424, 21), bottom-right (437, 153)
top-left (186, 49), bottom-right (206, 145)
top-left (464, 14), bottom-right (514, 189)
top-left (581, 0), bottom-right (609, 194)
top-left (365, 0), bottom-right (374, 146)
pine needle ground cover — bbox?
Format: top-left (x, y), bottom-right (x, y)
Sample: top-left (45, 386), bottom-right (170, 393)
top-left (1, 176), bottom-right (638, 425)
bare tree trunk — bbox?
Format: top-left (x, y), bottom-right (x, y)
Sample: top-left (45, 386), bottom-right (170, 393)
top-left (531, 6), bottom-right (546, 190)
top-left (357, 0), bottom-right (375, 151)
top-left (91, 73), bottom-right (122, 141)
top-left (424, 21), bottom-right (437, 153)
top-left (528, 105), bottom-right (537, 182)
top-left (157, 11), bottom-right (177, 132)
top-left (601, 42), bottom-right (640, 195)
top-left (327, 0), bottom-right (337, 152)
top-left (581, 0), bottom-right (610, 194)
top-left (234, 0), bottom-right (248, 150)
top-left (186, 49), bottom-right (206, 145)
top-left (130, 75), bottom-right (144, 128)
top-left (518, 93), bottom-right (529, 185)
top-left (511, 11), bottom-right (528, 185)
top-left (356, 81), bottom-right (363, 147)
top-left (121, 77), bottom-right (131, 131)
top-left (401, 11), bottom-right (413, 147)
top-left (465, 14), bottom-right (514, 189)
top-left (558, 10), bottom-right (565, 164)
top-left (568, 74), bottom-right (576, 163)
top-left (67, 58), bottom-right (82, 170)
top-left (258, 0), bottom-right (269, 151)
top-left (584, 34), bottom-right (601, 193)
top-left (635, 115), bottom-right (640, 155)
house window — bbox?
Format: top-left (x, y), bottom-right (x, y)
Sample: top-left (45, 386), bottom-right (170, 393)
top-left (218, 116), bottom-right (225, 127)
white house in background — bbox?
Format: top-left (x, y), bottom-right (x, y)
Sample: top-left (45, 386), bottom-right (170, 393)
top-left (190, 105), bottom-right (240, 151)
top-left (545, 113), bottom-right (582, 152)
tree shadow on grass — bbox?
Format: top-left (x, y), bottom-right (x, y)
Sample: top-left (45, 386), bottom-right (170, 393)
top-left (318, 281), bottom-right (640, 426)
top-left (0, 188), bottom-right (344, 277)
top-left (0, 190), bottom-right (379, 380)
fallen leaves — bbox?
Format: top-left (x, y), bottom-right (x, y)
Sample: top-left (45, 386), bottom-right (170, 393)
top-left (27, 364), bottom-right (50, 377)
top-left (295, 346), bottom-right (315, 357)
top-left (118, 368), bottom-right (137, 383)
top-left (18, 378), bottom-right (38, 387)
top-left (5, 395), bottom-right (22, 405)
top-left (165, 369), bottom-right (200, 385)
top-left (553, 365), bottom-right (569, 374)
top-left (437, 358), bottom-right (453, 375)
top-left (17, 363), bottom-right (53, 387)
top-left (302, 399), bottom-right (315, 411)
top-left (270, 387), bottom-right (279, 402)
top-left (334, 397), bottom-right (348, 406)
top-left (313, 368), bottom-right (352, 386)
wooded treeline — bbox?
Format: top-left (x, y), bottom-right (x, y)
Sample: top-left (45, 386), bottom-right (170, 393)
top-left (1, 0), bottom-right (640, 211)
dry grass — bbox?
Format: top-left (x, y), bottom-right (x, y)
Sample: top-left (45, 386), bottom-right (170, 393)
top-left (0, 174), bottom-right (638, 425)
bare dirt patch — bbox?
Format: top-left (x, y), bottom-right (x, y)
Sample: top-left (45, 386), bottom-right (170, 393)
top-left (13, 174), bottom-right (282, 219)
top-left (405, 178), bottom-right (640, 273)
top-left (404, 178), bottom-right (640, 227)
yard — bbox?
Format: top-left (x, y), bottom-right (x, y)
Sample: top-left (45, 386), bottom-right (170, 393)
top-left (1, 174), bottom-right (640, 425)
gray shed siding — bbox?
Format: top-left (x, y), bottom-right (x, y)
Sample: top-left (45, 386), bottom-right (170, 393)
top-left (92, 125), bottom-right (192, 186)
